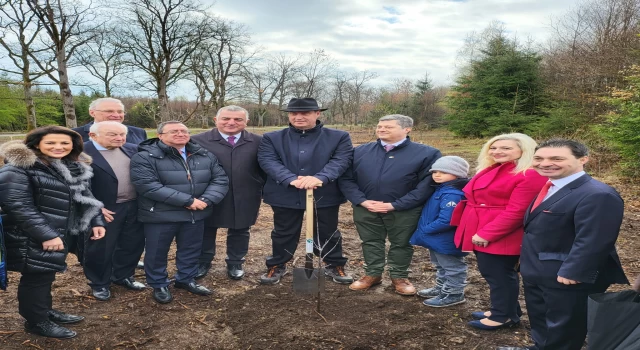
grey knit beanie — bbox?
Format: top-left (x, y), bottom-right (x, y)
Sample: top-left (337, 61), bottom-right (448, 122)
top-left (429, 156), bottom-right (469, 178)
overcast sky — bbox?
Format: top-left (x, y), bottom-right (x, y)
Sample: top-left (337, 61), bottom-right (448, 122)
top-left (210, 0), bottom-right (582, 87)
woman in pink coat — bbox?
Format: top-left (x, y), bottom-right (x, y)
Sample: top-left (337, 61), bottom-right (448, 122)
top-left (451, 133), bottom-right (547, 330)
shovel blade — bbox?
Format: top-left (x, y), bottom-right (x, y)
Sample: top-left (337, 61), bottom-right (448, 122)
top-left (292, 267), bottom-right (325, 294)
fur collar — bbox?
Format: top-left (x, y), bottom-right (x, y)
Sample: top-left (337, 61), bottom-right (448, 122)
top-left (0, 140), bottom-right (92, 168)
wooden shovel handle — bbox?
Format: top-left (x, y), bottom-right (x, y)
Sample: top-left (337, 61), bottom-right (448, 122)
top-left (305, 184), bottom-right (322, 253)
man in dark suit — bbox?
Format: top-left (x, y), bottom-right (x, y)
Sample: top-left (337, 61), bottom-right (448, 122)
top-left (499, 139), bottom-right (628, 350)
top-left (83, 121), bottom-right (146, 301)
top-left (190, 106), bottom-right (265, 280)
top-left (257, 98), bottom-right (354, 285)
top-left (73, 97), bottom-right (147, 144)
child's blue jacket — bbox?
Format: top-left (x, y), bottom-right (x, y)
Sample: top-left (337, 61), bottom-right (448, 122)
top-left (409, 178), bottom-right (468, 256)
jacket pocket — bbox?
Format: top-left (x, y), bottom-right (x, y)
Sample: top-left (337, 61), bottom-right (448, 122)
top-left (538, 252), bottom-right (569, 261)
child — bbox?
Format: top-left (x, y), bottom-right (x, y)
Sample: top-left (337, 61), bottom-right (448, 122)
top-left (409, 156), bottom-right (469, 307)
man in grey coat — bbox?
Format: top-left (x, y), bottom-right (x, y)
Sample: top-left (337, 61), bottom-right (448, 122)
top-left (191, 106), bottom-right (266, 280)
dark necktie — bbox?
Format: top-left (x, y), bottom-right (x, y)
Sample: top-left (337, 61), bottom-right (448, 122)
top-left (228, 135), bottom-right (236, 147)
top-left (530, 181), bottom-right (553, 212)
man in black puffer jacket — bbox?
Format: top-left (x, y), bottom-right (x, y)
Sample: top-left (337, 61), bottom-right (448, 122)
top-left (130, 121), bottom-right (228, 304)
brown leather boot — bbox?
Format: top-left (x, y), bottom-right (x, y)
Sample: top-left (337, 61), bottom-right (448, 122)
top-left (349, 275), bottom-right (382, 291)
top-left (391, 278), bottom-right (416, 296)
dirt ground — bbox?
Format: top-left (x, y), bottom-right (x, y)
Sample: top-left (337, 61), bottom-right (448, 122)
top-left (1, 129), bottom-right (639, 350)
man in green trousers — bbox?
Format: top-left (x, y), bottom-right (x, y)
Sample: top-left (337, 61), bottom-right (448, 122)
top-left (339, 114), bottom-right (441, 295)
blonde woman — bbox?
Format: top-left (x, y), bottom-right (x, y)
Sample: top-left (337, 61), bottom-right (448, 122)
top-left (451, 133), bottom-right (547, 330)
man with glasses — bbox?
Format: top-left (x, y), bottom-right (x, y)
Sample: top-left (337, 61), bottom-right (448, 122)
top-left (73, 98), bottom-right (147, 144)
top-left (130, 121), bottom-right (229, 304)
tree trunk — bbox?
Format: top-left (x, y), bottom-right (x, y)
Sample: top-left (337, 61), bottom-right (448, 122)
top-left (56, 49), bottom-right (77, 128)
top-left (158, 82), bottom-right (170, 122)
top-left (21, 54), bottom-right (37, 131)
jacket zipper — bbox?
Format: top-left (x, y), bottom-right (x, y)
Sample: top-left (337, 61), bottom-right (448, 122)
top-left (175, 148), bottom-right (197, 224)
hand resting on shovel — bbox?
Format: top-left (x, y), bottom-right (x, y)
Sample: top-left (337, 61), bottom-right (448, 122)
top-left (291, 176), bottom-right (323, 189)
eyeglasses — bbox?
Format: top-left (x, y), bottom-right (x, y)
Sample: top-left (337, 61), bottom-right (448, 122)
top-left (95, 109), bottom-right (125, 114)
top-left (159, 130), bottom-right (190, 135)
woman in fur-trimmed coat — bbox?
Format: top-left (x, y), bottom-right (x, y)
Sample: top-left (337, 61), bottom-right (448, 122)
top-left (0, 126), bottom-right (105, 339)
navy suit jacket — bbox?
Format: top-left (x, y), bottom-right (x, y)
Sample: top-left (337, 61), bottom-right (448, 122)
top-left (520, 174), bottom-right (628, 289)
top-left (84, 141), bottom-right (138, 209)
top-left (74, 122), bottom-right (147, 144)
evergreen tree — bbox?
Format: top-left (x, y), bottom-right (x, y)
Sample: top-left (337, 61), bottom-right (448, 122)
top-left (446, 34), bottom-right (547, 137)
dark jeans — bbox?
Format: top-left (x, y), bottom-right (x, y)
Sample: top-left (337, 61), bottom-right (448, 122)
top-left (143, 220), bottom-right (204, 288)
top-left (475, 251), bottom-right (522, 323)
top-left (199, 227), bottom-right (250, 266)
top-left (18, 272), bottom-right (56, 324)
top-left (84, 201), bottom-right (144, 288)
top-left (524, 280), bottom-right (609, 350)
top-left (266, 205), bottom-right (347, 268)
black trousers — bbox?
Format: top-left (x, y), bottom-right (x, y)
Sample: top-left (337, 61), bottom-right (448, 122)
top-left (523, 280), bottom-right (609, 350)
top-left (144, 220), bottom-right (204, 288)
top-left (199, 227), bottom-right (250, 266)
top-left (83, 201), bottom-right (144, 288)
top-left (18, 272), bottom-right (56, 324)
top-left (266, 205), bottom-right (347, 268)
top-left (475, 251), bottom-right (522, 323)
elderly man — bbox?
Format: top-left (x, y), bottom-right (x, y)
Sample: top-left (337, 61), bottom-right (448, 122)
top-left (257, 98), bottom-right (354, 285)
top-left (130, 121), bottom-right (229, 304)
top-left (73, 97), bottom-right (147, 144)
top-left (83, 121), bottom-right (146, 301)
top-left (339, 115), bottom-right (441, 295)
top-left (499, 139), bottom-right (628, 350)
top-left (191, 106), bottom-right (266, 280)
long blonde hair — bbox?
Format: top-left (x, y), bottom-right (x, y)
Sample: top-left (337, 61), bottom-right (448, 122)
top-left (476, 133), bottom-right (538, 174)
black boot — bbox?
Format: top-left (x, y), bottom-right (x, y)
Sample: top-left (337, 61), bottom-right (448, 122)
top-left (48, 310), bottom-right (84, 324)
top-left (24, 320), bottom-right (77, 339)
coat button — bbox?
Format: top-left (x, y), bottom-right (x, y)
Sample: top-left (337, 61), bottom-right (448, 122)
top-left (300, 151), bottom-right (305, 153)
top-left (300, 168), bottom-right (304, 171)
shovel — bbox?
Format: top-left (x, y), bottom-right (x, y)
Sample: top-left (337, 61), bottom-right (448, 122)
top-left (292, 187), bottom-right (325, 295)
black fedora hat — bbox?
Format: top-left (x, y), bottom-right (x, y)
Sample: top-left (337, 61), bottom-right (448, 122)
top-left (280, 98), bottom-right (327, 112)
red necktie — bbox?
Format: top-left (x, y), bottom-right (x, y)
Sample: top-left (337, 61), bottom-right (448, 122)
top-left (530, 181), bottom-right (553, 212)
top-left (228, 135), bottom-right (236, 147)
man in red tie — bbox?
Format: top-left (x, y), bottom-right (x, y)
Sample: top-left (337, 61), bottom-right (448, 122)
top-left (498, 139), bottom-right (628, 350)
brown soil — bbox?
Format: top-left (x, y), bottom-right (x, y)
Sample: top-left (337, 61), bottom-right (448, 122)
top-left (1, 129), bottom-right (638, 350)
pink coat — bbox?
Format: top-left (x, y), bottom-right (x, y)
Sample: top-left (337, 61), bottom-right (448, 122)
top-left (451, 162), bottom-right (547, 255)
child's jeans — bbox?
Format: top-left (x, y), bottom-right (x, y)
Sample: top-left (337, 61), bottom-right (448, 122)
top-left (429, 250), bottom-right (467, 294)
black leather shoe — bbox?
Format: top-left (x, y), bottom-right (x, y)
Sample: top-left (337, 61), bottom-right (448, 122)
top-left (174, 281), bottom-right (212, 296)
top-left (25, 320), bottom-right (77, 339)
top-left (92, 287), bottom-right (111, 301)
top-left (227, 264), bottom-right (245, 280)
top-left (152, 287), bottom-right (173, 304)
top-left (48, 310), bottom-right (84, 324)
top-left (468, 319), bottom-right (520, 330)
top-left (114, 277), bottom-right (146, 291)
top-left (194, 263), bottom-right (211, 280)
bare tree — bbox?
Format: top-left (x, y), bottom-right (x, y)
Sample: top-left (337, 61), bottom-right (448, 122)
top-left (0, 0), bottom-right (55, 130)
top-left (119, 0), bottom-right (210, 122)
top-left (27, 0), bottom-right (100, 127)
top-left (242, 52), bottom-right (301, 126)
top-left (190, 17), bottom-right (252, 125)
top-left (74, 25), bottom-right (128, 96)
top-left (293, 49), bottom-right (336, 100)
top-left (544, 0), bottom-right (640, 118)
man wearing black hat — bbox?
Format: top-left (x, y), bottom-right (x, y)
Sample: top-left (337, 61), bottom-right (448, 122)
top-left (257, 98), bottom-right (354, 285)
